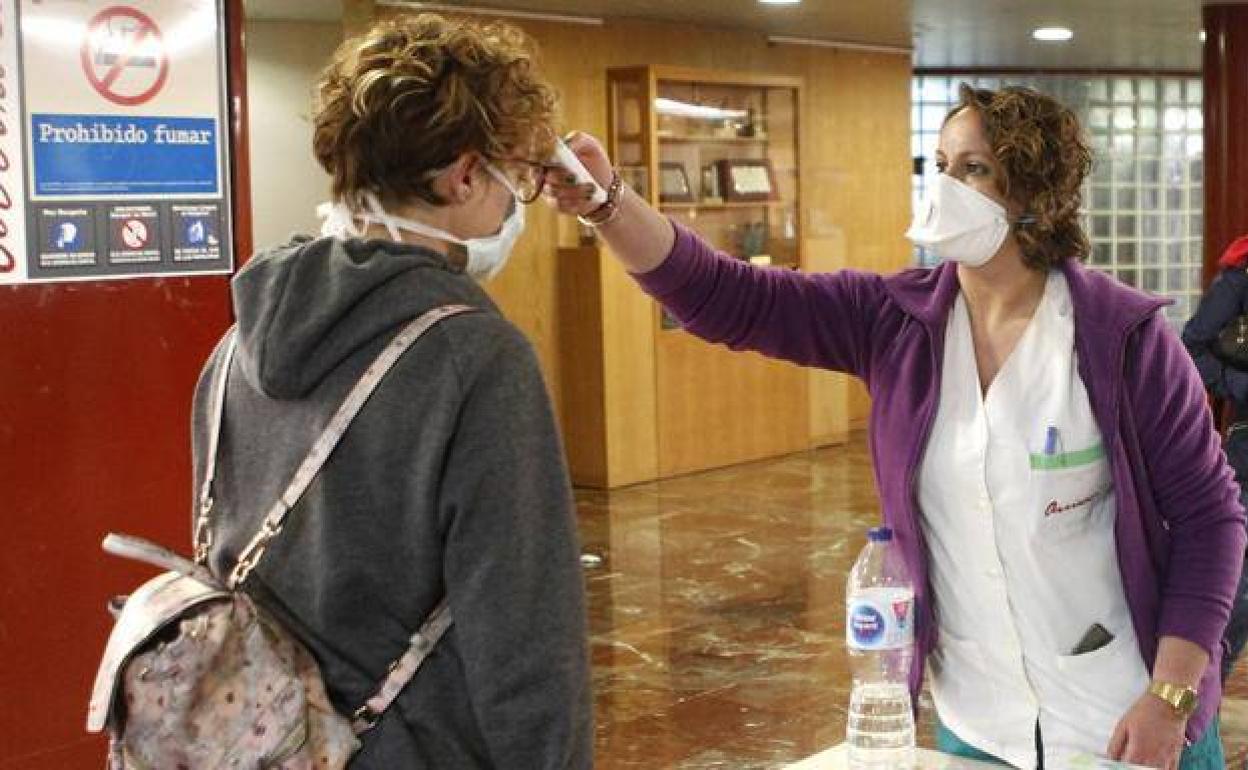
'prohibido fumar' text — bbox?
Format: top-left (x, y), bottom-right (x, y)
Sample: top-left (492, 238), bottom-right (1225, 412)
top-left (37, 121), bottom-right (212, 145)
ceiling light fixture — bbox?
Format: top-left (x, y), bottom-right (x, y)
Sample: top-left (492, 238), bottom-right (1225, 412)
top-left (1032, 27), bottom-right (1074, 42)
top-left (759, 0), bottom-right (802, 5)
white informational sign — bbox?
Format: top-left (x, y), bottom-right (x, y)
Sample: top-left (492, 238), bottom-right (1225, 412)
top-left (4, 0), bottom-right (232, 284)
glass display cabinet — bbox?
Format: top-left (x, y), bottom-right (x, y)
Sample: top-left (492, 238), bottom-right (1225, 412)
top-left (608, 66), bottom-right (805, 277)
top-left (557, 65), bottom-right (825, 489)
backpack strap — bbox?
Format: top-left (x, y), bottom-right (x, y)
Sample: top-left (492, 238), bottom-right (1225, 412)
top-left (225, 304), bottom-right (476, 588)
top-left (351, 597), bottom-right (454, 734)
top-left (193, 329), bottom-right (238, 565)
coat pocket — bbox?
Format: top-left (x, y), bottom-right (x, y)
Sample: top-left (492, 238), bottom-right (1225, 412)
top-left (1054, 631), bottom-right (1150, 744)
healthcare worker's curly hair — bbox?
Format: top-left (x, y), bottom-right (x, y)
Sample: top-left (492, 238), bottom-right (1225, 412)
top-left (946, 84), bottom-right (1093, 269)
top-left (312, 13), bottom-right (559, 208)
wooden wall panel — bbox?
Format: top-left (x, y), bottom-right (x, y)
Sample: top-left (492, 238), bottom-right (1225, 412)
top-left (599, 250), bottom-right (659, 486)
top-left (848, 380), bottom-right (872, 432)
top-left (341, 0), bottom-right (375, 38)
top-left (798, 46), bottom-right (913, 429)
top-left (556, 245), bottom-right (659, 488)
top-left (806, 234), bottom-right (851, 447)
top-left (556, 246), bottom-right (609, 486)
top-left (656, 334), bottom-right (811, 477)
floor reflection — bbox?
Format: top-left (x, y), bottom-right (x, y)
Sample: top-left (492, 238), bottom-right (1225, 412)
top-left (577, 437), bottom-right (1248, 768)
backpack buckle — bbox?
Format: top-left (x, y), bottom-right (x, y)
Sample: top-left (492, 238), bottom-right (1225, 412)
top-left (351, 703), bottom-right (381, 733)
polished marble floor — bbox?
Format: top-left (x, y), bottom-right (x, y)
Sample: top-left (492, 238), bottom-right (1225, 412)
top-left (576, 437), bottom-right (1248, 769)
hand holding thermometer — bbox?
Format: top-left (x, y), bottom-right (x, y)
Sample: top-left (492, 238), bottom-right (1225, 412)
top-left (550, 137), bottom-right (607, 208)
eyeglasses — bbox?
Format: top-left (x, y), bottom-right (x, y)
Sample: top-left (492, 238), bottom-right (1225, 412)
top-left (421, 156), bottom-right (553, 205)
top-left (492, 157), bottom-right (551, 204)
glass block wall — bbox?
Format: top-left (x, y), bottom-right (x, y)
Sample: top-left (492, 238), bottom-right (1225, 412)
top-left (911, 74), bottom-right (1204, 326)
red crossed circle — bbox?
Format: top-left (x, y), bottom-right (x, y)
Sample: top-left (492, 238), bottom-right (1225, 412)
top-left (80, 7), bottom-right (169, 107)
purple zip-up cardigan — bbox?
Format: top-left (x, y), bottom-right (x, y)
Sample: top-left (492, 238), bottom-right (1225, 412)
top-left (634, 223), bottom-right (1246, 741)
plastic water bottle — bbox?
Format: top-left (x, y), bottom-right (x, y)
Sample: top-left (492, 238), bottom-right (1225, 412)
top-left (845, 526), bottom-right (916, 769)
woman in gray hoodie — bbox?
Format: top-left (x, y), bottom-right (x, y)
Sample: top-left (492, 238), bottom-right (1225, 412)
top-left (190, 14), bottom-right (591, 768)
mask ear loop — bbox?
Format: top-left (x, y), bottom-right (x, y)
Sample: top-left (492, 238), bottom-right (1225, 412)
top-left (484, 162), bottom-right (520, 199)
top-left (316, 201), bottom-right (364, 238)
top-left (477, 161), bottom-right (521, 228)
top-left (363, 191), bottom-right (402, 242)
top-left (485, 161), bottom-right (524, 214)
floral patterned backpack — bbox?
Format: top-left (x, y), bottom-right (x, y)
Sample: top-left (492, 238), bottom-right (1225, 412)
top-left (86, 306), bottom-right (473, 769)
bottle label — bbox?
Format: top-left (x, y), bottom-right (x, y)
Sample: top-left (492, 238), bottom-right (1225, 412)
top-left (847, 587), bottom-right (914, 651)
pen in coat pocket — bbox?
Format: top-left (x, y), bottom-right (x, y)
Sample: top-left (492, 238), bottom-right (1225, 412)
top-left (1044, 426), bottom-right (1060, 456)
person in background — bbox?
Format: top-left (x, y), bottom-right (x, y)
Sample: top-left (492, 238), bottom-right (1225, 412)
top-left (548, 84), bottom-right (1244, 769)
top-left (1182, 233), bottom-right (1248, 684)
top-left (191, 14), bottom-right (592, 769)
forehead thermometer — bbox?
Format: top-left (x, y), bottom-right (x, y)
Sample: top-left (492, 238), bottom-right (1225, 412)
top-left (550, 137), bottom-right (607, 207)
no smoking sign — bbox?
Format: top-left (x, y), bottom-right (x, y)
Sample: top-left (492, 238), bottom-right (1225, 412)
top-left (80, 6), bottom-right (169, 106)
top-left (120, 218), bottom-right (148, 249)
top-left (107, 205), bottom-right (161, 264)
top-left (17, 0), bottom-right (233, 283)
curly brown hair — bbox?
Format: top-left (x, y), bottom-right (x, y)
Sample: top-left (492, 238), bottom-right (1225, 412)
top-left (312, 14), bottom-right (559, 208)
top-left (945, 83), bottom-right (1093, 269)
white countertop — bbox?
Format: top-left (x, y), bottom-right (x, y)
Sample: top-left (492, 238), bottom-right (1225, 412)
top-left (786, 745), bottom-right (1150, 770)
top-left (785, 745), bottom-right (1000, 769)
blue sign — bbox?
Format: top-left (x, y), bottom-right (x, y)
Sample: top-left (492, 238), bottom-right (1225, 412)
top-left (171, 203), bottom-right (222, 263)
top-left (31, 114), bottom-right (219, 196)
top-left (36, 206), bottom-right (97, 269)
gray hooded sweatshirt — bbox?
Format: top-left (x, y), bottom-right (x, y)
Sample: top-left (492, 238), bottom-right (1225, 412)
top-left (190, 235), bottom-right (593, 769)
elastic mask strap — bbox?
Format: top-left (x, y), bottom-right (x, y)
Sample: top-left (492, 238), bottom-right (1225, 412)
top-left (485, 162), bottom-right (520, 199)
top-left (364, 191), bottom-right (402, 242)
top-left (484, 163), bottom-right (523, 231)
top-left (416, 159), bottom-right (518, 203)
top-left (359, 196), bottom-right (469, 247)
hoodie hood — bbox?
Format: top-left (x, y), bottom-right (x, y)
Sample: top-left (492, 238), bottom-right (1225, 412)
top-left (230, 235), bottom-right (495, 399)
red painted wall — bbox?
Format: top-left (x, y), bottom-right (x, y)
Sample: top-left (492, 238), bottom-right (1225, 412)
top-left (0, 2), bottom-right (250, 766)
top-left (0, 279), bottom-right (232, 766)
top-left (1203, 3), bottom-right (1248, 287)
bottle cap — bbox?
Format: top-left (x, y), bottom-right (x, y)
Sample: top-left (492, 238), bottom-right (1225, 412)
top-left (867, 526), bottom-right (894, 542)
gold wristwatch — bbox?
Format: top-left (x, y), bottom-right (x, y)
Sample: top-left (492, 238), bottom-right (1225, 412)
top-left (1148, 680), bottom-right (1199, 718)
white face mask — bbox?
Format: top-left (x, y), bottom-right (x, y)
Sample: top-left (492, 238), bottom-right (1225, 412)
top-left (316, 163), bottom-right (525, 282)
top-left (905, 173), bottom-right (1011, 268)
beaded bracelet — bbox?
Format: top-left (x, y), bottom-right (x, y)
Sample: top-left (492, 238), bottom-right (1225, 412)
top-left (577, 171), bottom-right (625, 228)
